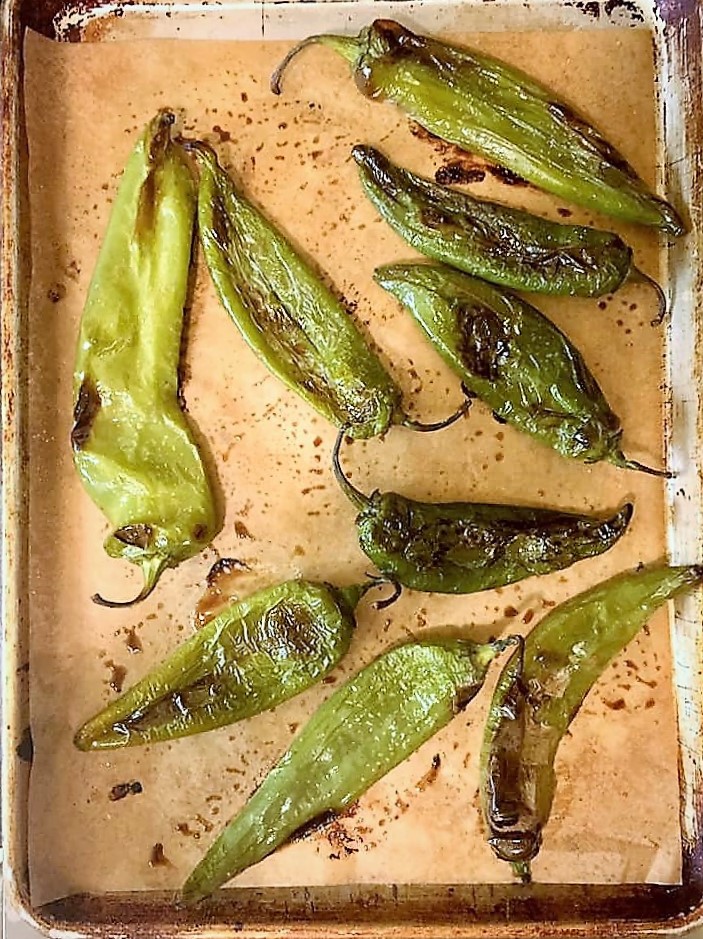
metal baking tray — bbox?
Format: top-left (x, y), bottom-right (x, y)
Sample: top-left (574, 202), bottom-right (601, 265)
top-left (2, 0), bottom-right (703, 934)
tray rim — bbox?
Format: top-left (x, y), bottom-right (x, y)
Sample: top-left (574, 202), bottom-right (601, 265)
top-left (3, 0), bottom-right (703, 936)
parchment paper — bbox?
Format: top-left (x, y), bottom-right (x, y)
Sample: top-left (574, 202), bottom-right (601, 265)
top-left (23, 22), bottom-right (680, 906)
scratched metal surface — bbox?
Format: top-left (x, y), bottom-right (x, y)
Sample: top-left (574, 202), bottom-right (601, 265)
top-left (2, 0), bottom-right (703, 936)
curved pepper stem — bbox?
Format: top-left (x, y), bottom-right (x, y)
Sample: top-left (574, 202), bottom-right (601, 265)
top-left (369, 576), bottom-right (403, 611)
top-left (403, 396), bottom-right (472, 433)
top-left (332, 428), bottom-right (370, 511)
top-left (270, 34), bottom-right (360, 95)
top-left (610, 452), bottom-right (674, 478)
top-left (628, 267), bottom-right (667, 326)
top-left (92, 556), bottom-right (168, 608)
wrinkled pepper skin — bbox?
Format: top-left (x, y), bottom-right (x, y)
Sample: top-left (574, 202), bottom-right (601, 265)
top-left (272, 20), bottom-right (684, 234)
top-left (192, 143), bottom-right (403, 439)
top-left (480, 564), bottom-right (703, 882)
top-left (71, 111), bottom-right (219, 607)
top-left (74, 580), bottom-right (364, 750)
top-left (353, 145), bottom-right (633, 297)
top-left (182, 635), bottom-right (514, 903)
top-left (333, 431), bottom-right (633, 594)
top-left (375, 262), bottom-right (668, 476)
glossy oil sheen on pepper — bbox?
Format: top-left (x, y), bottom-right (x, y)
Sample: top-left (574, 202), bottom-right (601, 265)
top-left (480, 564), bottom-right (703, 882)
top-left (71, 111), bottom-right (220, 607)
top-left (182, 636), bottom-right (512, 903)
top-left (74, 579), bottom-right (363, 750)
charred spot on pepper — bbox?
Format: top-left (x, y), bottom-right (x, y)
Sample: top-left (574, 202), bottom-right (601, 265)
top-left (114, 524), bottom-right (154, 551)
top-left (456, 304), bottom-right (511, 382)
top-left (135, 165), bottom-right (160, 238)
top-left (262, 602), bottom-right (318, 657)
top-left (547, 102), bottom-right (637, 180)
top-left (290, 809), bottom-right (339, 842)
top-left (148, 110), bottom-right (176, 164)
top-left (210, 193), bottom-right (233, 255)
top-left (71, 378), bottom-right (101, 451)
top-left (569, 345), bottom-right (609, 403)
top-left (352, 145), bottom-right (401, 201)
top-left (420, 206), bottom-right (455, 229)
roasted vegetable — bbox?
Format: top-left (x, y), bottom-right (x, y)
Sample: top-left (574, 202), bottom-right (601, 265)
top-left (182, 634), bottom-right (517, 903)
top-left (191, 142), bottom-right (465, 438)
top-left (353, 145), bottom-right (665, 319)
top-left (333, 430), bottom-right (633, 595)
top-left (71, 111), bottom-right (219, 607)
top-left (481, 564), bottom-right (703, 882)
top-left (75, 580), bottom-right (367, 750)
top-left (375, 262), bottom-right (670, 476)
top-left (272, 19), bottom-right (684, 233)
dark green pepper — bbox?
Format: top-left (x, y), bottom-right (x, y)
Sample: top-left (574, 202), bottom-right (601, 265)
top-left (190, 143), bottom-right (465, 439)
top-left (74, 579), bottom-right (367, 750)
top-left (480, 563), bottom-right (703, 882)
top-left (352, 145), bottom-right (665, 319)
top-left (71, 111), bottom-right (219, 607)
top-left (333, 430), bottom-right (633, 595)
top-left (272, 20), bottom-right (684, 234)
top-left (375, 262), bottom-right (670, 476)
top-left (182, 633), bottom-right (517, 903)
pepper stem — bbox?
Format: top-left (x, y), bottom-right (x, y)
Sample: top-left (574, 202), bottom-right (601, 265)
top-left (511, 860), bottom-right (533, 884)
top-left (370, 576), bottom-right (403, 611)
top-left (270, 34), bottom-right (361, 95)
top-left (629, 267), bottom-right (667, 326)
top-left (92, 557), bottom-right (168, 608)
top-left (332, 428), bottom-right (369, 511)
top-left (610, 451), bottom-right (674, 478)
top-left (403, 397), bottom-right (471, 433)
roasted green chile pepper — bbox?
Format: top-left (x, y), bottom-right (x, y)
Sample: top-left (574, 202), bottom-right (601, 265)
top-left (71, 111), bottom-right (219, 607)
top-left (182, 634), bottom-right (516, 903)
top-left (272, 20), bottom-right (684, 234)
top-left (75, 579), bottom-right (366, 750)
top-left (333, 430), bottom-right (633, 595)
top-left (353, 145), bottom-right (665, 318)
top-left (375, 262), bottom-right (669, 476)
top-left (481, 563), bottom-right (703, 883)
top-left (191, 143), bottom-right (463, 438)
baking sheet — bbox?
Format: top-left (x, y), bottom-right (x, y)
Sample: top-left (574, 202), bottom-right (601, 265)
top-left (22, 21), bottom-right (680, 907)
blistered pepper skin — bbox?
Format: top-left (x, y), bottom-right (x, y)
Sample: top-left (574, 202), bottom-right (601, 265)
top-left (182, 636), bottom-right (512, 903)
top-left (333, 431), bottom-right (633, 594)
top-left (352, 145), bottom-right (634, 297)
top-left (480, 564), bottom-right (703, 882)
top-left (375, 262), bottom-right (669, 476)
top-left (272, 20), bottom-right (685, 234)
top-left (71, 112), bottom-right (219, 607)
top-left (192, 143), bottom-right (404, 439)
top-left (74, 580), bottom-right (364, 750)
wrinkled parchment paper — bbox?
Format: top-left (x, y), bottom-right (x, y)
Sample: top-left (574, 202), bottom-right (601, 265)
top-left (23, 21), bottom-right (681, 906)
